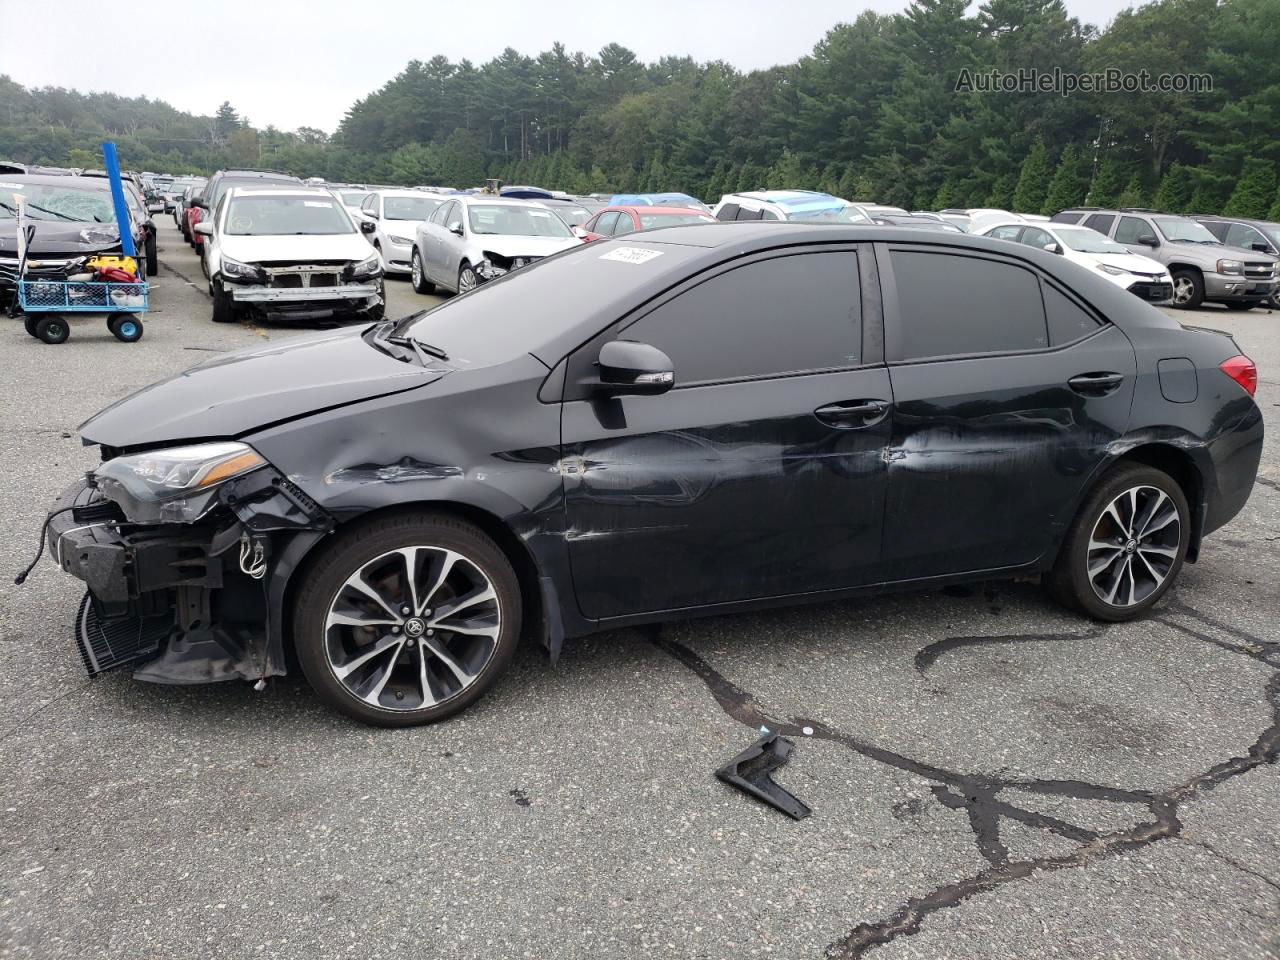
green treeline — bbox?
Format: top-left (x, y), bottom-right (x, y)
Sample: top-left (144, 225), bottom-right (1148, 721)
top-left (3, 0), bottom-right (1279, 217)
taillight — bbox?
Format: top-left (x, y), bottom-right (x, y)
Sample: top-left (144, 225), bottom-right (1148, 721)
top-left (1219, 355), bottom-right (1257, 397)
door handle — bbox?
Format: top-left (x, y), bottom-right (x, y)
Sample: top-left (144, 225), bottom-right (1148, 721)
top-left (1067, 372), bottom-right (1124, 395)
top-left (814, 400), bottom-right (889, 429)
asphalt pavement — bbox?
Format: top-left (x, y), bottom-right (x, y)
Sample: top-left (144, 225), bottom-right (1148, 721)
top-left (1, 221), bottom-right (1277, 959)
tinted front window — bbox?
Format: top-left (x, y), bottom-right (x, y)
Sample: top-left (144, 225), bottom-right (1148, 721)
top-left (1114, 216), bottom-right (1151, 245)
top-left (890, 251), bottom-right (1047, 359)
top-left (1226, 223), bottom-right (1267, 250)
top-left (736, 207), bottom-right (764, 221)
top-left (1021, 227), bottom-right (1057, 250)
top-left (595, 211), bottom-right (620, 235)
top-left (716, 203), bottom-right (740, 221)
top-left (467, 204), bottom-right (572, 237)
top-left (624, 252), bottom-right (861, 383)
top-left (385, 196), bottom-right (443, 220)
top-left (639, 213), bottom-right (712, 229)
top-left (1154, 218), bottom-right (1218, 243)
top-left (225, 195), bottom-right (354, 235)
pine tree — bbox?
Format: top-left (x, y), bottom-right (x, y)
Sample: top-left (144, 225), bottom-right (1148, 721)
top-left (1116, 174), bottom-right (1148, 208)
top-left (1011, 138), bottom-right (1053, 214)
top-left (837, 163), bottom-right (859, 200)
top-left (1223, 159), bottom-right (1277, 219)
top-left (1087, 155), bottom-right (1125, 208)
top-left (932, 175), bottom-right (960, 209)
top-left (985, 173), bottom-right (1016, 209)
top-left (1153, 163), bottom-right (1193, 212)
top-left (1042, 145), bottom-right (1090, 215)
top-left (1269, 185), bottom-right (1280, 222)
top-left (1186, 170), bottom-right (1231, 215)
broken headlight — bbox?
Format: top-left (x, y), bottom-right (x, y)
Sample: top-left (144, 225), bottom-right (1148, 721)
top-left (347, 252), bottom-right (383, 281)
top-left (220, 256), bottom-right (266, 284)
top-left (94, 442), bottom-right (267, 524)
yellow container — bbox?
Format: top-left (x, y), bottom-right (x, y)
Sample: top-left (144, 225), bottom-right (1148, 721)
top-left (85, 255), bottom-right (139, 276)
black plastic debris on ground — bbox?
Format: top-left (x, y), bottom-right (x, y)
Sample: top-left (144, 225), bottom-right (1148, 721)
top-left (716, 732), bottom-right (811, 820)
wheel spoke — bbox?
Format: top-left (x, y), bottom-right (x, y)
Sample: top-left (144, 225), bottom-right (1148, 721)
top-left (360, 639), bottom-right (407, 704)
top-left (430, 584), bottom-right (496, 625)
top-left (1135, 549), bottom-right (1166, 587)
top-left (1125, 488), bottom-right (1140, 535)
top-left (1136, 490), bottom-right (1169, 537)
top-left (415, 639), bottom-right (437, 707)
top-left (1140, 507), bottom-right (1178, 538)
top-left (1101, 502), bottom-right (1127, 536)
top-left (326, 609), bottom-right (400, 630)
top-left (396, 547), bottom-right (425, 617)
top-left (1104, 557), bottom-right (1127, 604)
top-left (1088, 545), bottom-right (1124, 577)
top-left (1138, 544), bottom-right (1178, 559)
top-left (422, 636), bottom-right (476, 686)
top-left (332, 634), bottom-right (402, 680)
top-left (419, 550), bottom-right (462, 615)
top-left (346, 574), bottom-right (404, 622)
top-left (1124, 557), bottom-right (1137, 606)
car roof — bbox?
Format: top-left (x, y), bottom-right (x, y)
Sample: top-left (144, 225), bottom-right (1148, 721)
top-left (609, 205), bottom-right (712, 215)
top-left (456, 195), bottom-right (548, 207)
top-left (371, 188), bottom-right (435, 198)
top-left (226, 186), bottom-right (337, 199)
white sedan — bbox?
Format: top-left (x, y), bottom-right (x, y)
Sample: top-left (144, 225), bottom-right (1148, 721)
top-left (980, 220), bottom-right (1174, 305)
top-left (354, 190), bottom-right (450, 276)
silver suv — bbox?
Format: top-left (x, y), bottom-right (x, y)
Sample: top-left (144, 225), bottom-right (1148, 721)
top-left (1052, 208), bottom-right (1278, 310)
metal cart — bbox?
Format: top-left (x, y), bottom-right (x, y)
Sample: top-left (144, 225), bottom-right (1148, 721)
top-left (17, 276), bottom-right (148, 343)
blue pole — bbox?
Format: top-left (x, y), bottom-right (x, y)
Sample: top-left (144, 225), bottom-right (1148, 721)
top-left (101, 141), bottom-right (137, 258)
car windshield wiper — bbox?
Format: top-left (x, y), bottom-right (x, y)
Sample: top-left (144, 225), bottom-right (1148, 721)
top-left (369, 318), bottom-right (449, 366)
top-left (23, 202), bottom-right (82, 222)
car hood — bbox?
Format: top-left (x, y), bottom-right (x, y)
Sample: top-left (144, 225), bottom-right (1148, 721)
top-left (1164, 240), bottom-right (1275, 263)
top-left (0, 219), bottom-right (126, 257)
top-left (1093, 252), bottom-right (1169, 275)
top-left (220, 232), bottom-right (373, 264)
top-left (80, 326), bottom-right (446, 449)
top-left (473, 235), bottom-right (581, 258)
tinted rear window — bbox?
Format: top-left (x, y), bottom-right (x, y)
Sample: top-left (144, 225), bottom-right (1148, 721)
top-left (890, 251), bottom-right (1048, 359)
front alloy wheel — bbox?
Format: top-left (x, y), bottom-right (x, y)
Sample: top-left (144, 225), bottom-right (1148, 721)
top-left (294, 513), bottom-right (521, 726)
top-left (457, 263), bottom-right (478, 294)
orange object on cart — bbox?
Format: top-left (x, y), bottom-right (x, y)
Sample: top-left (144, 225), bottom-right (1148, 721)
top-left (85, 255), bottom-right (138, 277)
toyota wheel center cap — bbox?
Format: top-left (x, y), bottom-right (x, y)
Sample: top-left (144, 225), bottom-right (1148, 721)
top-left (404, 618), bottom-right (426, 637)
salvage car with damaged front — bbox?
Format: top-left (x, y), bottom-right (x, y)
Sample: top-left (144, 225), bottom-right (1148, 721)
top-left (30, 223), bottom-right (1262, 727)
top-left (196, 187), bottom-right (384, 324)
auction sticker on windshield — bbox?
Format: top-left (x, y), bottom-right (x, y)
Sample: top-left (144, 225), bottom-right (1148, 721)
top-left (599, 247), bottom-right (664, 264)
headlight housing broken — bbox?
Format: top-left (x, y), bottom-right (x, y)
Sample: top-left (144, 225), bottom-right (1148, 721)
top-left (94, 442), bottom-right (267, 524)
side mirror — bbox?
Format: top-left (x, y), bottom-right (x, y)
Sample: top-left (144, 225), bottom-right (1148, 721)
top-left (193, 221), bottom-right (214, 236)
top-left (448, 221), bottom-right (464, 236)
top-left (191, 198), bottom-right (207, 210)
top-left (1251, 241), bottom-right (1271, 253)
top-left (1136, 234), bottom-right (1158, 247)
top-left (360, 220), bottom-right (376, 234)
top-left (571, 225), bottom-right (587, 240)
top-left (592, 340), bottom-right (674, 396)
top-left (1049, 243), bottom-right (1063, 255)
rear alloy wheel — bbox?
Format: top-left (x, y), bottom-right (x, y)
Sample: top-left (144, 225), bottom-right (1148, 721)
top-left (1170, 270), bottom-right (1204, 309)
top-left (294, 513), bottom-right (521, 726)
top-left (1047, 465), bottom-right (1188, 621)
top-left (457, 262), bottom-right (477, 294)
top-left (410, 248), bottom-right (434, 294)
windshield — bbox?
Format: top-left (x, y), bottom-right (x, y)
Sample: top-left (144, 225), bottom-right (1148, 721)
top-left (639, 212), bottom-right (713, 229)
top-left (384, 196), bottom-right (444, 221)
top-left (546, 204), bottom-right (592, 226)
top-left (0, 181), bottom-right (115, 221)
top-left (212, 176), bottom-right (299, 209)
top-left (1258, 225), bottom-right (1280, 247)
top-left (1055, 227), bottom-right (1129, 254)
top-left (341, 191), bottom-right (368, 206)
top-left (224, 195), bottom-right (354, 235)
top-left (468, 204), bottom-right (572, 237)
top-left (790, 204), bottom-right (871, 224)
top-left (1154, 217), bottom-right (1218, 243)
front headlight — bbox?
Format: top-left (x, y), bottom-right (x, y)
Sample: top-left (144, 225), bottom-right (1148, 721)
top-left (348, 252), bottom-right (383, 281)
top-left (94, 442), bottom-right (267, 524)
top-left (221, 256), bottom-right (264, 283)
top-left (1097, 264), bottom-right (1128, 276)
top-left (1217, 259), bottom-right (1244, 276)
top-left (387, 234), bottom-right (413, 245)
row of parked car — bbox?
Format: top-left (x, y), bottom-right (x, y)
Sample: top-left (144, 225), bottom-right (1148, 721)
top-left (156, 164), bottom-right (1279, 326)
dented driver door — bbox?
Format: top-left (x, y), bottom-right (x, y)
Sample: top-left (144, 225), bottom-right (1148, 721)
top-left (559, 247), bottom-right (892, 622)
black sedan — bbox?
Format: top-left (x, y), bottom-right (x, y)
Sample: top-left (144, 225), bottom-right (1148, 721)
top-left (37, 223), bottom-right (1262, 726)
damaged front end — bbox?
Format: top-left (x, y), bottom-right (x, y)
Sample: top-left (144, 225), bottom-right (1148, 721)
top-left (222, 255), bottom-right (384, 322)
top-left (47, 442), bottom-right (333, 685)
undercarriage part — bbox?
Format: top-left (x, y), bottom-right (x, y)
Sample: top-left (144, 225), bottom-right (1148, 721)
top-left (75, 591), bottom-right (170, 676)
top-left (715, 733), bottom-right (811, 820)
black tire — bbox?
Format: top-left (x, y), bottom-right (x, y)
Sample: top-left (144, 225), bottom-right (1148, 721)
top-left (23, 314), bottom-right (39, 338)
top-left (1046, 464), bottom-right (1189, 621)
top-left (293, 512), bottom-right (522, 727)
top-left (1225, 300), bottom-right (1263, 311)
top-left (211, 279), bottom-right (236, 323)
top-left (457, 261), bottom-right (477, 295)
top-left (364, 278), bottom-right (386, 323)
top-left (410, 248), bottom-right (434, 294)
top-left (108, 314), bottom-right (144, 342)
top-left (145, 230), bottom-right (159, 276)
top-left (1170, 269), bottom-right (1204, 309)
top-left (35, 315), bottom-right (69, 344)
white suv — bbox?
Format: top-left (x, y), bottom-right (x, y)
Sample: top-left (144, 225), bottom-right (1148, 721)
top-left (195, 187), bottom-right (384, 324)
top-left (712, 190), bottom-right (873, 224)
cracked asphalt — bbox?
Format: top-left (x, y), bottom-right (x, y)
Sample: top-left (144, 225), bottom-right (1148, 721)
top-left (1, 221), bottom-right (1277, 959)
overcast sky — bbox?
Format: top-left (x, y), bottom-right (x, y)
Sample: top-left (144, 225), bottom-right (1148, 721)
top-left (0, 0), bottom-right (1145, 134)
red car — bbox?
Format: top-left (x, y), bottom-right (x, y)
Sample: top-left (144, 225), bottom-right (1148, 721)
top-left (578, 205), bottom-right (715, 242)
